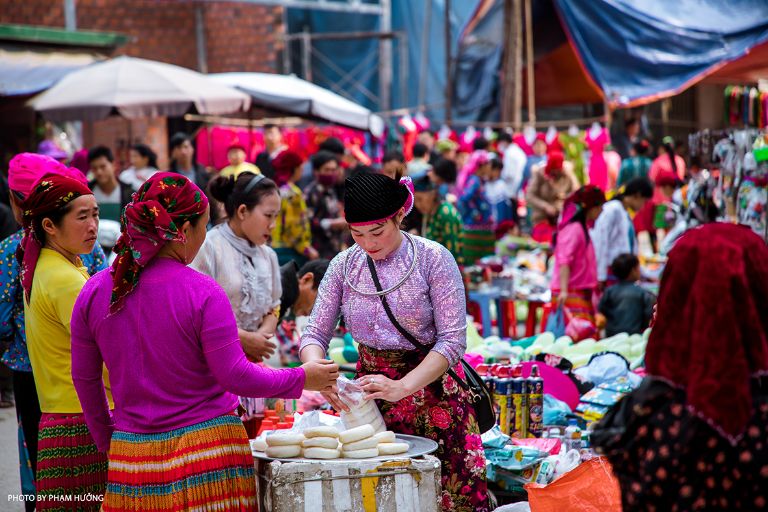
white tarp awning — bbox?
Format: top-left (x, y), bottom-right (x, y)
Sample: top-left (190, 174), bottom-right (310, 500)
top-left (211, 72), bottom-right (384, 137)
top-left (0, 45), bottom-right (101, 96)
top-left (28, 56), bottom-right (251, 122)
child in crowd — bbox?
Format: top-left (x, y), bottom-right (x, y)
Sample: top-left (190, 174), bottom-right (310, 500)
top-left (598, 254), bottom-right (655, 337)
top-left (484, 155), bottom-right (515, 226)
top-left (653, 171), bottom-right (680, 243)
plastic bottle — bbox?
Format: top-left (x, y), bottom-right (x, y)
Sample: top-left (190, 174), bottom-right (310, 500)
top-left (510, 365), bottom-right (527, 438)
top-left (526, 364), bottom-right (544, 437)
top-left (564, 418), bottom-right (582, 451)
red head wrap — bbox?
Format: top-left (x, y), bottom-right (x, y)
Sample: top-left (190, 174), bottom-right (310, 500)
top-left (16, 173), bottom-right (93, 302)
top-left (271, 150), bottom-right (304, 187)
top-left (646, 223), bottom-right (768, 443)
top-left (110, 172), bottom-right (208, 313)
top-left (545, 151), bottom-right (565, 177)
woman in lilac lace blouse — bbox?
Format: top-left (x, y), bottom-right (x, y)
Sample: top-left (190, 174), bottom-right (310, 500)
top-left (300, 173), bottom-right (489, 512)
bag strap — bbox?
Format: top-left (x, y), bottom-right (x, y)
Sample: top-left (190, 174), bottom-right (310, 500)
top-left (366, 256), bottom-right (469, 391)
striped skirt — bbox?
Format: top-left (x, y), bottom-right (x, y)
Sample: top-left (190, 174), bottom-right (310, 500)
top-left (103, 414), bottom-right (256, 511)
top-left (36, 413), bottom-right (108, 511)
top-left (462, 226), bottom-right (496, 265)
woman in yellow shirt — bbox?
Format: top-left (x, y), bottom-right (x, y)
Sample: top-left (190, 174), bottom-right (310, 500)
top-left (20, 173), bottom-right (110, 511)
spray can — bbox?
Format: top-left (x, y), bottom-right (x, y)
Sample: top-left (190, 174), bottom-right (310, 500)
top-left (492, 366), bottom-right (512, 434)
top-left (527, 364), bottom-right (544, 437)
top-left (476, 364), bottom-right (494, 399)
top-left (511, 364), bottom-right (528, 438)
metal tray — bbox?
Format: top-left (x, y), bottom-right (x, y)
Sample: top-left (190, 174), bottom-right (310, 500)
top-left (252, 433), bottom-right (438, 462)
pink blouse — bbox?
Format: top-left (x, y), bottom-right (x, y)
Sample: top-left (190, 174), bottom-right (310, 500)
top-left (552, 222), bottom-right (597, 293)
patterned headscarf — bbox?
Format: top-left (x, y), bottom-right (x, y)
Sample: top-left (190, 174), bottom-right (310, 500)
top-left (110, 172), bottom-right (208, 313)
top-left (17, 173), bottom-right (93, 302)
top-left (646, 223), bottom-right (768, 443)
top-left (8, 153), bottom-right (86, 198)
top-left (456, 149), bottom-right (490, 194)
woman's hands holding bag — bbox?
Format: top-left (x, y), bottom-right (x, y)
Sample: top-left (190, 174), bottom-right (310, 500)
top-left (361, 374), bottom-right (410, 403)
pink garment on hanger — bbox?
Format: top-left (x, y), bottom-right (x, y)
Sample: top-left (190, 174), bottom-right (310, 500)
top-left (585, 128), bottom-right (609, 191)
top-left (513, 133), bottom-right (535, 156)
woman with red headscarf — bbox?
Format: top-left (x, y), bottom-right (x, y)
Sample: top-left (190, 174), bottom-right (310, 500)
top-left (270, 149), bottom-right (319, 266)
top-left (18, 172), bottom-right (109, 510)
top-left (593, 223), bottom-right (768, 511)
top-left (70, 173), bottom-right (339, 511)
top-left (526, 150), bottom-right (580, 244)
top-left (551, 185), bottom-right (605, 334)
top-left (0, 153), bottom-right (108, 509)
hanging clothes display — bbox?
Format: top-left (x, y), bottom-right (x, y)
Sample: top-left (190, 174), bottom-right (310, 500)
top-left (560, 130), bottom-right (587, 185)
top-left (585, 125), bottom-right (610, 191)
top-left (723, 85), bottom-right (768, 128)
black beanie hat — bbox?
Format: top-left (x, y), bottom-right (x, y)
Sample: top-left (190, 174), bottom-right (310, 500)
top-left (344, 172), bottom-right (411, 224)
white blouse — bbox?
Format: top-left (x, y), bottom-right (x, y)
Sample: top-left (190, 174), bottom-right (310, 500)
top-left (190, 225), bottom-right (281, 332)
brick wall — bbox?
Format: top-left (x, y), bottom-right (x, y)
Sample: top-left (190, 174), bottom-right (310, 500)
top-left (0, 0), bottom-right (283, 71)
top-left (202, 1), bottom-right (283, 73)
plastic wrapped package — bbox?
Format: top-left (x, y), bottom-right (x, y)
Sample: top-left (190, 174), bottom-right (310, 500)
top-left (336, 376), bottom-right (386, 433)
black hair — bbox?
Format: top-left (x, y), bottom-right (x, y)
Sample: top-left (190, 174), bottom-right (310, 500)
top-left (311, 151), bottom-right (339, 172)
top-left (131, 143), bottom-right (158, 169)
top-left (620, 177), bottom-right (653, 199)
top-left (490, 155), bottom-right (503, 170)
top-left (298, 259), bottom-right (330, 290)
top-left (412, 143), bottom-right (429, 159)
top-left (611, 253), bottom-right (640, 281)
top-left (472, 137), bottom-right (489, 151)
top-left (263, 123), bottom-right (279, 131)
top-left (32, 202), bottom-right (76, 246)
top-left (624, 117), bottom-right (639, 129)
top-left (208, 172), bottom-right (278, 218)
top-left (632, 139), bottom-right (649, 156)
top-left (318, 137), bottom-right (345, 156)
top-left (169, 132), bottom-right (192, 152)
top-left (413, 175), bottom-right (436, 192)
top-left (662, 138), bottom-right (678, 177)
top-left (382, 150), bottom-right (405, 164)
top-left (497, 132), bottom-right (513, 144)
top-left (88, 145), bottom-right (113, 164)
top-left (432, 158), bottom-right (457, 184)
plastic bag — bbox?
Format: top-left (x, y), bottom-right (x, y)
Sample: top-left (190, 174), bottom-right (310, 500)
top-left (525, 457), bottom-right (622, 512)
top-left (545, 306), bottom-right (566, 338)
top-left (337, 375), bottom-right (386, 433)
top-left (543, 394), bottom-right (571, 426)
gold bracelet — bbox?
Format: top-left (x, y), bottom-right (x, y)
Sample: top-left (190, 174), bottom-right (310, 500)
top-left (270, 306), bottom-right (281, 318)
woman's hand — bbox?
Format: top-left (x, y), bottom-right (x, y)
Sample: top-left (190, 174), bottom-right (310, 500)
top-left (361, 374), bottom-right (409, 403)
top-left (240, 330), bottom-right (277, 363)
top-left (301, 359), bottom-right (340, 392)
top-left (557, 290), bottom-right (568, 308)
top-left (321, 386), bottom-right (350, 412)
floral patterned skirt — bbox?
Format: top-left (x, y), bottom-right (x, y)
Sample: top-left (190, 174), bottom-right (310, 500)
top-left (356, 344), bottom-right (490, 512)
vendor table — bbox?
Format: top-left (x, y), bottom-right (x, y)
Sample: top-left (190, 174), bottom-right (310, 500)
top-left (255, 455), bottom-right (441, 512)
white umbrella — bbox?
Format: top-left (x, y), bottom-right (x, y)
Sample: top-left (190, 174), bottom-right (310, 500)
top-left (28, 56), bottom-right (251, 122)
top-left (211, 72), bottom-right (384, 137)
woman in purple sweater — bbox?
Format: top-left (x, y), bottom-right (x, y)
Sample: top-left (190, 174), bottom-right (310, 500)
top-left (71, 173), bottom-right (338, 511)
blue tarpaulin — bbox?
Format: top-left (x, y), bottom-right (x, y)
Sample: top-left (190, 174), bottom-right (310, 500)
top-left (555, 0), bottom-right (768, 107)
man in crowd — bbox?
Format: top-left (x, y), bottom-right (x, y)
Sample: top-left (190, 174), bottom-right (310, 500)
top-left (220, 144), bottom-right (260, 178)
top-left (255, 124), bottom-right (287, 180)
top-left (88, 146), bottom-right (133, 222)
top-left (305, 151), bottom-right (347, 259)
top-left (168, 132), bottom-right (210, 190)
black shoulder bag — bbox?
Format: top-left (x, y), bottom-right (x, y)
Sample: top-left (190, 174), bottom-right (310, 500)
top-left (366, 256), bottom-right (496, 434)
